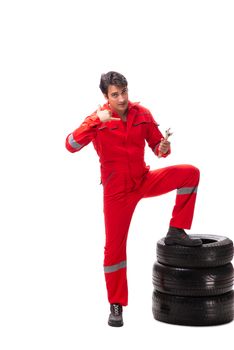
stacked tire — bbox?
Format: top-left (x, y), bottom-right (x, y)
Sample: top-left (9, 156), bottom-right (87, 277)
top-left (152, 234), bottom-right (234, 326)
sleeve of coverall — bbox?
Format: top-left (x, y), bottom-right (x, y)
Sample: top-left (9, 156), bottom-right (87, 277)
top-left (65, 113), bottom-right (101, 153)
top-left (146, 114), bottom-right (171, 158)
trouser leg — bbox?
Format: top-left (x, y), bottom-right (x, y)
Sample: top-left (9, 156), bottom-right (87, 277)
top-left (139, 164), bottom-right (200, 229)
top-left (103, 193), bottom-right (139, 306)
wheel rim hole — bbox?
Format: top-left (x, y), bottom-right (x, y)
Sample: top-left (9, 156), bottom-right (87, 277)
top-left (201, 239), bottom-right (217, 244)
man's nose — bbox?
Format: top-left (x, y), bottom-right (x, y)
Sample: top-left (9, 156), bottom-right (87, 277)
top-left (118, 94), bottom-right (125, 102)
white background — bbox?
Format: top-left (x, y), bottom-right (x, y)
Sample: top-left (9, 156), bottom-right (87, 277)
top-left (0, 0), bottom-right (233, 349)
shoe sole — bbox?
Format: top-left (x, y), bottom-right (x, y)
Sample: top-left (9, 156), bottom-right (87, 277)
top-left (108, 320), bottom-right (124, 327)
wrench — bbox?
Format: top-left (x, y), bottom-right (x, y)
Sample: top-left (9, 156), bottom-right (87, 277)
top-left (158, 128), bottom-right (173, 158)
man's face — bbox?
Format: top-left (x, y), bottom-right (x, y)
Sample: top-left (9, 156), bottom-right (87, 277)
top-left (104, 85), bottom-right (129, 116)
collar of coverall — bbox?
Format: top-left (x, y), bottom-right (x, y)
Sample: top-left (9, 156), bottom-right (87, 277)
top-left (103, 101), bottom-right (140, 118)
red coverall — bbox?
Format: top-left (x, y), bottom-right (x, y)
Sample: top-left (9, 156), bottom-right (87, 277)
top-left (65, 101), bottom-right (200, 306)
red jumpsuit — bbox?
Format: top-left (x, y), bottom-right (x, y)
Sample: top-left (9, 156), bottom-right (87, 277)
top-left (65, 101), bottom-right (200, 306)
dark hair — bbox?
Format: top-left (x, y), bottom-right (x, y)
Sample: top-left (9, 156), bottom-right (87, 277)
top-left (99, 71), bottom-right (128, 95)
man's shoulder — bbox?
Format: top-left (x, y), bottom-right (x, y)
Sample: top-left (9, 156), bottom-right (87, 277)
top-left (130, 102), bottom-right (155, 125)
top-left (130, 101), bottom-right (152, 115)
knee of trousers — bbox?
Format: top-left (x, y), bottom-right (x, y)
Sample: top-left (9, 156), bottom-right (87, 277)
top-left (186, 165), bottom-right (200, 183)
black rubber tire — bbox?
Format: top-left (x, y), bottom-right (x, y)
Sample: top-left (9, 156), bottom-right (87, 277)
top-left (157, 234), bottom-right (233, 268)
top-left (152, 290), bottom-right (234, 326)
top-left (152, 261), bottom-right (234, 296)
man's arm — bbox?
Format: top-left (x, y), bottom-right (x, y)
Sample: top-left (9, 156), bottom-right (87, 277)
top-left (146, 114), bottom-right (171, 158)
top-left (65, 106), bottom-right (121, 153)
top-left (65, 113), bottom-right (101, 153)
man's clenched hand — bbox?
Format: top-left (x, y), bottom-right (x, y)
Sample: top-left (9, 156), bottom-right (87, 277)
top-left (158, 138), bottom-right (170, 155)
top-left (96, 105), bottom-right (121, 123)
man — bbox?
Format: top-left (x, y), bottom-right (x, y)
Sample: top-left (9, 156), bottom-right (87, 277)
top-left (65, 71), bottom-right (202, 327)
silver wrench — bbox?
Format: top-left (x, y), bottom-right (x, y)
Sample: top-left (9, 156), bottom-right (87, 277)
top-left (158, 128), bottom-right (173, 158)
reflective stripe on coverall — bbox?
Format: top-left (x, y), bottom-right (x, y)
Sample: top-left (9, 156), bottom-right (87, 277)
top-left (65, 101), bottom-right (200, 306)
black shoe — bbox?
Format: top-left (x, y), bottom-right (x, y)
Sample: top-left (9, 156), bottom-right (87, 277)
top-left (108, 304), bottom-right (123, 327)
top-left (164, 226), bottom-right (202, 247)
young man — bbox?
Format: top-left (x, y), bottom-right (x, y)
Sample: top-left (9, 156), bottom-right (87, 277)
top-left (65, 71), bottom-right (202, 327)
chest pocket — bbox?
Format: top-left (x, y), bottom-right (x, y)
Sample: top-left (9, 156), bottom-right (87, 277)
top-left (133, 113), bottom-right (160, 133)
top-left (98, 124), bottom-right (119, 131)
top-left (131, 113), bottom-right (160, 145)
top-left (132, 113), bottom-right (152, 127)
top-left (97, 124), bottom-right (121, 149)
top-left (131, 114), bottom-right (151, 141)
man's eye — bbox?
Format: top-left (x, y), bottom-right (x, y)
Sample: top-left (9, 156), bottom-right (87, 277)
top-left (112, 93), bottom-right (118, 98)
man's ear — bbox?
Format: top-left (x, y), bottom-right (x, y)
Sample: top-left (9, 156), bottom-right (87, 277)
top-left (104, 94), bottom-right (108, 101)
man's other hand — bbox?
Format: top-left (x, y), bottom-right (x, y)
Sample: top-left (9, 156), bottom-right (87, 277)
top-left (96, 105), bottom-right (121, 123)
